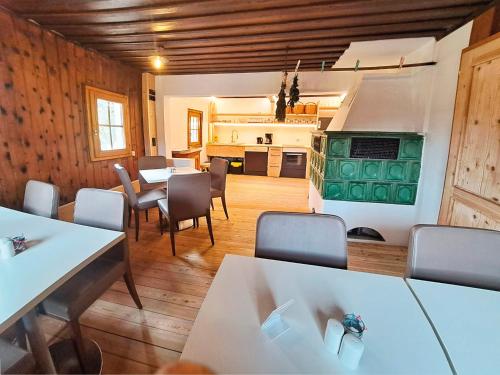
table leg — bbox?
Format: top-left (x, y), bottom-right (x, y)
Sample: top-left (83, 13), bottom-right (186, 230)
top-left (22, 309), bottom-right (57, 374)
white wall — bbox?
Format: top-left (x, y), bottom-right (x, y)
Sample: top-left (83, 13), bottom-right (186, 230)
top-left (160, 97), bottom-right (211, 160)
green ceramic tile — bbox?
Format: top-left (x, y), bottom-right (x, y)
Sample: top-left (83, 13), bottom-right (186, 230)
top-left (324, 160), bottom-right (338, 179)
top-left (395, 184), bottom-right (417, 204)
top-left (385, 161), bottom-right (407, 181)
top-left (328, 138), bottom-right (349, 158)
top-left (339, 160), bottom-right (360, 180)
top-left (347, 182), bottom-right (367, 201)
top-left (361, 160), bottom-right (382, 180)
top-left (371, 183), bottom-right (391, 203)
top-left (408, 162), bottom-right (421, 183)
top-left (399, 138), bottom-right (423, 160)
top-left (324, 182), bottom-right (345, 200)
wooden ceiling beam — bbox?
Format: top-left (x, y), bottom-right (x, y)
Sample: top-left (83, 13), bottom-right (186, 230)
top-left (70, 18), bottom-right (459, 45)
top-left (105, 47), bottom-right (346, 59)
top-left (133, 59), bottom-right (336, 70)
top-left (118, 54), bottom-right (341, 65)
top-left (38, 2), bottom-right (483, 36)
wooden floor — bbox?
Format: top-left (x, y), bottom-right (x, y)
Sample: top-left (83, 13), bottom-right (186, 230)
top-left (42, 175), bottom-right (407, 373)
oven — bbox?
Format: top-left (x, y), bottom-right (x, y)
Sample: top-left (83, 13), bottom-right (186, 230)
top-left (280, 150), bottom-right (307, 178)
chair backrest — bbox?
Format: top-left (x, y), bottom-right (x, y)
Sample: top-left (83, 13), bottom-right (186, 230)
top-left (113, 164), bottom-right (138, 207)
top-left (138, 156), bottom-right (168, 190)
top-left (210, 157), bottom-right (229, 192)
top-left (167, 158), bottom-right (196, 168)
top-left (255, 211), bottom-right (348, 269)
top-left (406, 224), bottom-right (500, 291)
top-left (74, 188), bottom-right (128, 231)
top-left (168, 173), bottom-right (211, 221)
top-left (23, 180), bottom-right (60, 219)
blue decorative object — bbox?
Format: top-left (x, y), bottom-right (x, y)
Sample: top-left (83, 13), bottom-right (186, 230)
top-left (342, 313), bottom-right (366, 339)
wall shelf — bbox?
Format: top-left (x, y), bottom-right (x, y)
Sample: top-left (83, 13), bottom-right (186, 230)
top-left (211, 122), bottom-right (318, 129)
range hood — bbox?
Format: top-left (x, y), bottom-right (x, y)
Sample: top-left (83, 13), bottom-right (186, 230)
top-left (326, 73), bottom-right (425, 133)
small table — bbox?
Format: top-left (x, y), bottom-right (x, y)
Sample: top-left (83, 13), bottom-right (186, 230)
top-left (407, 279), bottom-right (500, 374)
top-left (0, 207), bottom-right (124, 373)
top-left (181, 255), bottom-right (452, 374)
top-left (139, 167), bottom-right (200, 184)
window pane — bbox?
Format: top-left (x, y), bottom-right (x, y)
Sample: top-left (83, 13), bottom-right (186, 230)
top-left (191, 131), bottom-right (198, 143)
top-left (97, 99), bottom-right (109, 125)
top-left (109, 101), bottom-right (123, 126)
top-left (99, 126), bottom-right (112, 150)
top-left (110, 126), bottom-right (126, 150)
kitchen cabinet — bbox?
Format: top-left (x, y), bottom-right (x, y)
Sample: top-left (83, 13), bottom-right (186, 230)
top-left (245, 148), bottom-right (268, 176)
top-left (267, 147), bottom-right (282, 177)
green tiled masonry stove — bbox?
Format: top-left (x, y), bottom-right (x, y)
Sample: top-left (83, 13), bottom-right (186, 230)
top-left (310, 132), bottom-right (423, 205)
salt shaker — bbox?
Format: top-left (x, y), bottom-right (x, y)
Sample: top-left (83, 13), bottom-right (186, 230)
top-left (324, 318), bottom-right (344, 354)
top-left (0, 237), bottom-right (15, 260)
top-left (338, 333), bottom-right (365, 369)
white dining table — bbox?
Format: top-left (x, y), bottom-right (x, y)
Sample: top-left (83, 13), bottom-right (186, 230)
top-left (0, 207), bottom-right (124, 373)
top-left (181, 255), bottom-right (452, 374)
top-left (407, 278), bottom-right (500, 374)
top-left (139, 167), bottom-right (200, 184)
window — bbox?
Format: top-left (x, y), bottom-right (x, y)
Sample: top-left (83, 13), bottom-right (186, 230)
top-left (187, 109), bottom-right (203, 148)
top-left (86, 86), bottom-right (132, 161)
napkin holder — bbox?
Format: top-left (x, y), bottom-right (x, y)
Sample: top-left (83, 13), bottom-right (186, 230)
top-left (261, 299), bottom-right (295, 340)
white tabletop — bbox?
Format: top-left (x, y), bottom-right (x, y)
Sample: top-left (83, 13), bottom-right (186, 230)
top-left (0, 207), bottom-right (124, 333)
top-left (407, 279), bottom-right (500, 374)
top-left (181, 255), bottom-right (452, 374)
top-left (139, 167), bottom-right (200, 184)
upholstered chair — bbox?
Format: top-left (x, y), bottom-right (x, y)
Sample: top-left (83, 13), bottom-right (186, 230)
top-left (40, 189), bottom-right (142, 372)
top-left (23, 180), bottom-right (60, 219)
top-left (255, 211), bottom-right (348, 269)
top-left (406, 224), bottom-right (500, 291)
top-left (114, 163), bottom-right (166, 241)
top-left (158, 173), bottom-right (214, 256)
top-left (209, 158), bottom-right (229, 219)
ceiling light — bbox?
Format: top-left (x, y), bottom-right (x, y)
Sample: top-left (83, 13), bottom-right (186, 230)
top-left (150, 55), bottom-right (167, 69)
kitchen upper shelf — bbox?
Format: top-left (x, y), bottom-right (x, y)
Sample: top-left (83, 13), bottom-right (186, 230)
top-left (211, 122), bottom-right (318, 128)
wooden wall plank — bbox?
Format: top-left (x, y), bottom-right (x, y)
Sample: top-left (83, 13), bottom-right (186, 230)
top-left (0, 8), bottom-right (144, 208)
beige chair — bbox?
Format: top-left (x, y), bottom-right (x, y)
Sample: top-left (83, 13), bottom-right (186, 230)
top-left (40, 188), bottom-right (142, 371)
top-left (255, 212), bottom-right (348, 269)
top-left (406, 224), bottom-right (500, 291)
top-left (210, 158), bottom-right (229, 219)
top-left (0, 339), bottom-right (36, 374)
top-left (23, 180), bottom-right (60, 219)
top-left (158, 173), bottom-right (214, 256)
top-left (114, 163), bottom-right (166, 241)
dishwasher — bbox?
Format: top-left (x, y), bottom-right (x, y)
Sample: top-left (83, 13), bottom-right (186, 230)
top-left (280, 149), bottom-right (307, 178)
top-left (244, 150), bottom-right (268, 176)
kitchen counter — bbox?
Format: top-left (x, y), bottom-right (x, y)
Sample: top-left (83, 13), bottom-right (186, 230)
top-left (207, 143), bottom-right (310, 148)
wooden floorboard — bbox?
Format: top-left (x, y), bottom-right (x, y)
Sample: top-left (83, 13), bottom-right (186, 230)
top-left (42, 174), bottom-right (407, 373)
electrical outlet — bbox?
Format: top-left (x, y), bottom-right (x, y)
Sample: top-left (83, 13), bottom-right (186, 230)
top-left (131, 150), bottom-right (136, 157)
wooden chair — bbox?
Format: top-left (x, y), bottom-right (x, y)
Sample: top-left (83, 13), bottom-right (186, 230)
top-left (114, 163), bottom-right (166, 241)
top-left (158, 173), bottom-right (214, 256)
top-left (40, 189), bottom-right (142, 370)
top-left (255, 211), bottom-right (348, 269)
top-left (406, 225), bottom-right (500, 291)
top-left (209, 158), bottom-right (229, 219)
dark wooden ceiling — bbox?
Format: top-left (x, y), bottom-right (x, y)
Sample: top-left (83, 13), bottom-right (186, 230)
top-left (0, 0), bottom-right (496, 74)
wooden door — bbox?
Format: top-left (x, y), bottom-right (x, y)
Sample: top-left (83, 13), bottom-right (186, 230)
top-left (439, 33), bottom-right (500, 229)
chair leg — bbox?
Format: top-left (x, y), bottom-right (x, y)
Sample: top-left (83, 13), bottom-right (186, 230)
top-left (145, 209), bottom-right (149, 222)
top-left (169, 216), bottom-right (176, 256)
top-left (124, 266), bottom-right (143, 309)
top-left (128, 206), bottom-right (132, 228)
top-left (69, 320), bottom-right (89, 373)
top-left (134, 209), bottom-right (140, 241)
top-left (206, 212), bottom-right (215, 246)
top-left (210, 198), bottom-right (214, 210)
top-left (221, 193), bottom-right (229, 219)
top-left (158, 207), bottom-right (163, 235)
top-left (195, 217), bottom-right (199, 227)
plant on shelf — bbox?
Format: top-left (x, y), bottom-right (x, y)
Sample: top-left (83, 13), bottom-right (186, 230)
top-left (275, 71), bottom-right (287, 122)
top-left (287, 74), bottom-right (300, 108)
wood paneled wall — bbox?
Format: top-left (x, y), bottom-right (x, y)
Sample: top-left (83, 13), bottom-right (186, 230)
top-left (0, 9), bottom-right (144, 208)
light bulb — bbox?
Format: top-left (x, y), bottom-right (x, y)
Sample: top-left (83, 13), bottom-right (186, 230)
top-left (152, 56), bottom-right (164, 69)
